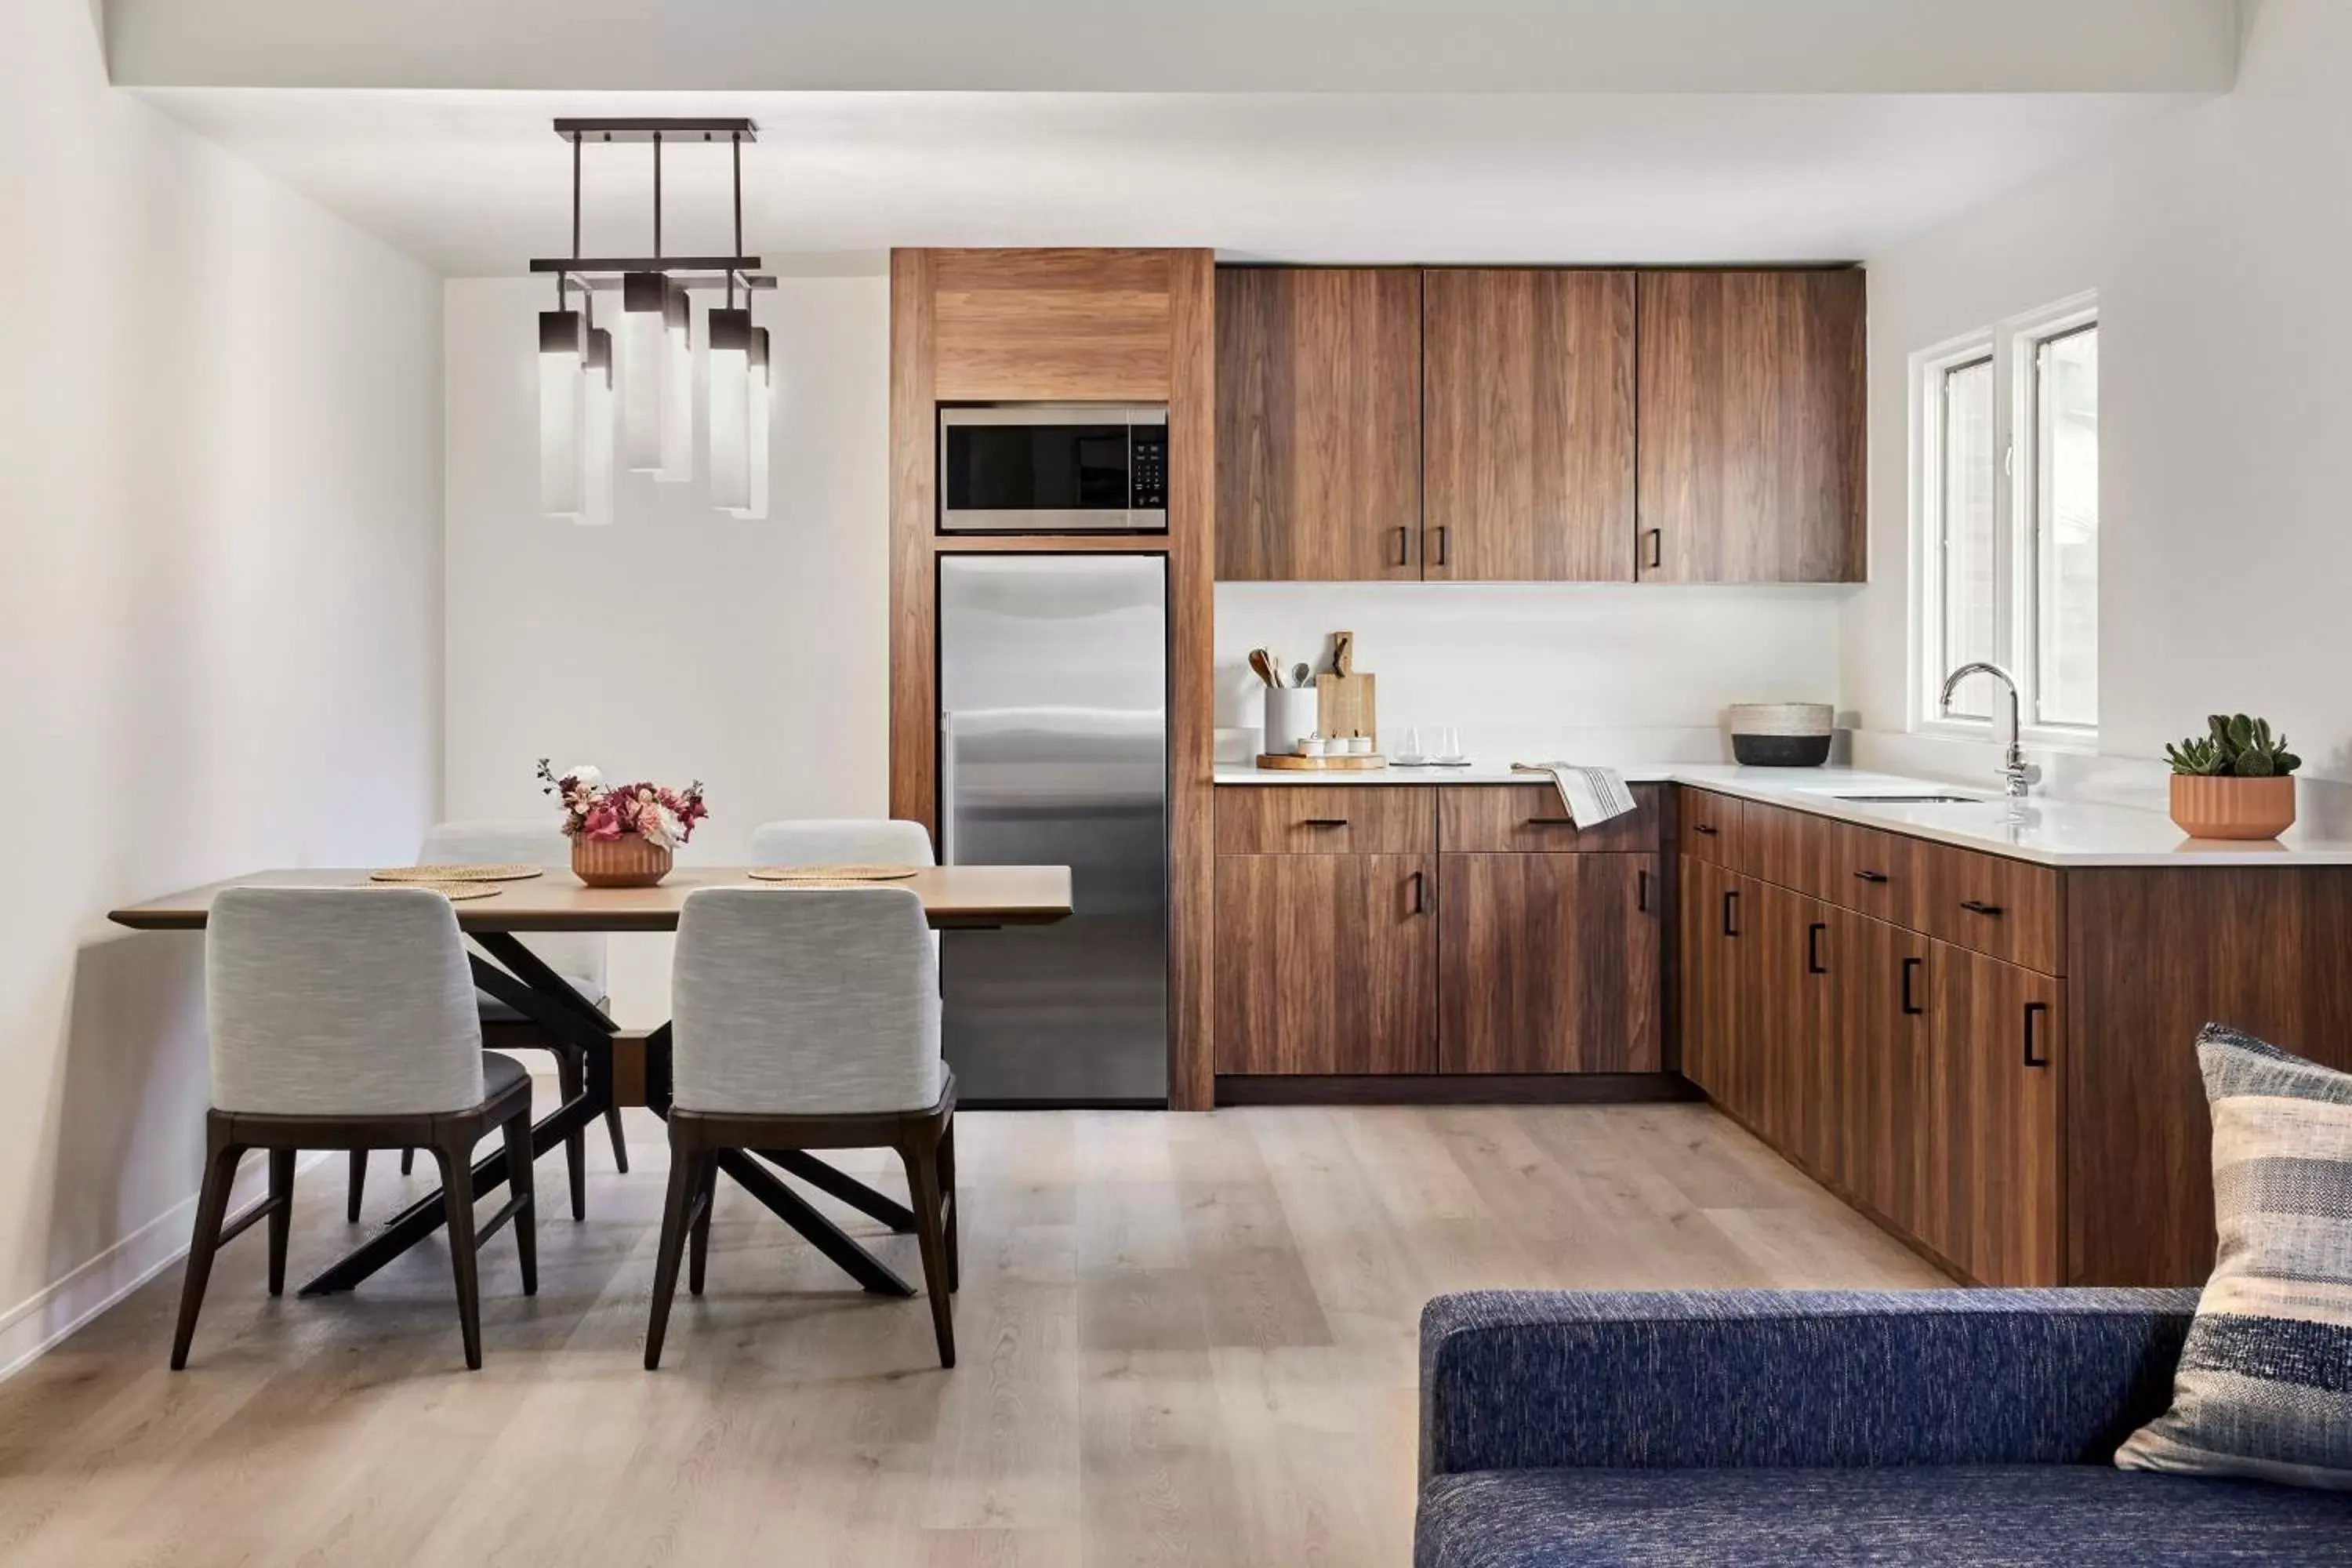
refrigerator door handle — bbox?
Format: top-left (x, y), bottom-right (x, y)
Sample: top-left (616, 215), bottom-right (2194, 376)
top-left (938, 710), bottom-right (957, 866)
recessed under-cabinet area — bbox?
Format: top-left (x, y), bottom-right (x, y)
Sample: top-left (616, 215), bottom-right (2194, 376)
top-left (1214, 785), bottom-right (1664, 1080)
top-left (1214, 265), bottom-right (1864, 584)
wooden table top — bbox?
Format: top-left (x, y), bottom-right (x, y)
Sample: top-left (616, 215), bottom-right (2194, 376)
top-left (107, 866), bottom-right (1075, 934)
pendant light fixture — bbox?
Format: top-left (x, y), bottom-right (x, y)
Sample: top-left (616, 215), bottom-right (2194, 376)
top-left (532, 118), bottom-right (771, 521)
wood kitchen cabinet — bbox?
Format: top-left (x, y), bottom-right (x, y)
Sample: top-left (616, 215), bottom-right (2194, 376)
top-left (1930, 946), bottom-right (2062, 1287)
top-left (1831, 909), bottom-right (1933, 1240)
top-left (1635, 270), bottom-right (1865, 583)
top-left (1439, 852), bottom-right (1660, 1073)
top-left (1421, 269), bottom-right (1637, 582)
top-left (1214, 267), bottom-right (1422, 581)
top-left (1213, 852), bottom-right (1437, 1074)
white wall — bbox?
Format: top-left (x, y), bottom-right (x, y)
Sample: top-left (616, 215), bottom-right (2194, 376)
top-left (1846, 0), bottom-right (2352, 789)
top-left (1218, 584), bottom-right (1847, 765)
top-left (441, 274), bottom-right (889, 1022)
top-left (0, 0), bottom-right (444, 1370)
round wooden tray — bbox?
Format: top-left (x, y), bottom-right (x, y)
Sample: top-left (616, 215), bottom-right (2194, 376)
top-left (1254, 753), bottom-right (1388, 771)
top-left (371, 864), bottom-right (546, 884)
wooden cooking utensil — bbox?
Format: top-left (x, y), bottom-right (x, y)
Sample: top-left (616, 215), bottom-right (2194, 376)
top-left (1247, 648), bottom-right (1279, 688)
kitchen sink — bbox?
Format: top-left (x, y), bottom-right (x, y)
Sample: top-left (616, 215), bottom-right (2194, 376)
top-left (1834, 793), bottom-right (1984, 804)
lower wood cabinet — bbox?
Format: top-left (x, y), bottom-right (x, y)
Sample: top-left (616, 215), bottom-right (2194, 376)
top-left (1682, 858), bottom-right (2060, 1286)
top-left (1213, 853), bottom-right (1437, 1075)
top-left (1439, 853), bottom-right (1661, 1073)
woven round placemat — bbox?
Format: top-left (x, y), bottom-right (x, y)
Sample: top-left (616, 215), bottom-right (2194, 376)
top-left (746, 864), bottom-right (921, 883)
top-left (383, 882), bottom-right (503, 902)
top-left (371, 864), bottom-right (546, 884)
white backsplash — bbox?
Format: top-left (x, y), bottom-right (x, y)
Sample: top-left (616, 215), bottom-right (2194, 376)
top-left (1214, 581), bottom-right (1849, 766)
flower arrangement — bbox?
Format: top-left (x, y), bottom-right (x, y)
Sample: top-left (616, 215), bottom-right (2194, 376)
top-left (536, 759), bottom-right (709, 847)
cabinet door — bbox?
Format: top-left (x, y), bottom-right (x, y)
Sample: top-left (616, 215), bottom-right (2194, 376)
top-left (1214, 854), bottom-right (1436, 1075)
top-left (1831, 912), bottom-right (1933, 1235)
top-left (1441, 853), bottom-right (1660, 1073)
top-left (1635, 270), bottom-right (1864, 583)
top-left (1679, 858), bottom-right (1736, 1100)
top-left (1421, 269), bottom-right (1636, 582)
top-left (1932, 944), bottom-right (2063, 1285)
top-left (1777, 892), bottom-right (1840, 1179)
top-left (1215, 267), bottom-right (1422, 581)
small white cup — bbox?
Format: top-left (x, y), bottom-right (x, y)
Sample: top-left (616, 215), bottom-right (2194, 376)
top-left (1345, 735), bottom-right (1373, 755)
top-left (1297, 735), bottom-right (1327, 757)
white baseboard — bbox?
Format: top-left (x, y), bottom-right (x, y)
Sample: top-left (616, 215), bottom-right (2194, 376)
top-left (0, 1149), bottom-right (332, 1383)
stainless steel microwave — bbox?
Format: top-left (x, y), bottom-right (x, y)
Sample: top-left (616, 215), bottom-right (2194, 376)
top-left (938, 404), bottom-right (1168, 533)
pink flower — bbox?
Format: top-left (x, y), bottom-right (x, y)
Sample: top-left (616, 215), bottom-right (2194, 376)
top-left (582, 803), bottom-right (622, 842)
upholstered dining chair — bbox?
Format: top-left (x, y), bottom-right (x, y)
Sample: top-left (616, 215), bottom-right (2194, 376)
top-left (174, 887), bottom-right (537, 1371)
top-left (348, 819), bottom-right (625, 1225)
top-left (644, 886), bottom-right (958, 1370)
top-left (746, 818), bottom-right (935, 870)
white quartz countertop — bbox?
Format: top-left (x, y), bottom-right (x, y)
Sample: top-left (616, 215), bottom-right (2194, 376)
top-left (1210, 761), bottom-right (2352, 868)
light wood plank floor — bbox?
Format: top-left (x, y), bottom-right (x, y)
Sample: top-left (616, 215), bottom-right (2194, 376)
top-left (0, 1103), bottom-right (1942, 1566)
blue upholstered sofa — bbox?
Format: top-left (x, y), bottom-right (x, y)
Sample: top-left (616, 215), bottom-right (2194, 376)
top-left (1416, 1289), bottom-right (2352, 1567)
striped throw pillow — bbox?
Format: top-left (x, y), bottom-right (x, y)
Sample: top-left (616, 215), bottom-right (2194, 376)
top-left (2116, 1024), bottom-right (2352, 1490)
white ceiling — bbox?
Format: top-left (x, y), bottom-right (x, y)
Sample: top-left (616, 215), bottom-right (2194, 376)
top-left (144, 89), bottom-right (2206, 276)
top-left (108, 0), bottom-right (2239, 94)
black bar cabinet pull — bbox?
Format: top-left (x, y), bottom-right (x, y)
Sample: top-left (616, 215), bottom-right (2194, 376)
top-left (1900, 956), bottom-right (1924, 1015)
top-left (1527, 815), bottom-right (1577, 826)
top-left (1302, 818), bottom-right (1348, 828)
top-left (1960, 899), bottom-right (2005, 917)
top-left (1431, 526), bottom-right (1450, 566)
top-left (1637, 869), bottom-right (1650, 913)
top-left (1394, 526), bottom-right (1410, 568)
top-left (1410, 870), bottom-right (1427, 915)
top-left (2024, 1000), bottom-right (2051, 1068)
top-left (1806, 922), bottom-right (1827, 975)
top-left (1693, 822), bottom-right (1720, 837)
top-left (1853, 869), bottom-right (1889, 884)
top-left (1645, 528), bottom-right (1663, 571)
top-left (1722, 889), bottom-right (1740, 938)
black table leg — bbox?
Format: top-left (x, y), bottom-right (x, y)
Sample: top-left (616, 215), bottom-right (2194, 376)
top-left (711, 1152), bottom-right (914, 1298)
top-left (757, 1150), bottom-right (917, 1234)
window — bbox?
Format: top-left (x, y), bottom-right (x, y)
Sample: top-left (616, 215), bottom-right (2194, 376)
top-left (1913, 294), bottom-right (2099, 744)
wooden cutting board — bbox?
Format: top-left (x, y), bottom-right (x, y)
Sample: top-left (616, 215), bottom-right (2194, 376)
top-left (1316, 630), bottom-right (1377, 742)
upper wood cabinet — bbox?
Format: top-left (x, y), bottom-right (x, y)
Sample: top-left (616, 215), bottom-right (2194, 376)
top-left (1635, 270), bottom-right (1866, 583)
top-left (1422, 270), bottom-right (1638, 582)
top-left (1214, 267), bottom-right (1423, 581)
top-left (929, 248), bottom-right (1177, 402)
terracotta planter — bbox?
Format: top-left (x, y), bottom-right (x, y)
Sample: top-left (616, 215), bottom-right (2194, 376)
top-left (572, 834), bottom-right (673, 887)
top-left (2169, 774), bottom-right (2297, 840)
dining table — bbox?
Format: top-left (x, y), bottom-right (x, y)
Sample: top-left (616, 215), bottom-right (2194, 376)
top-left (108, 864), bottom-right (1074, 1301)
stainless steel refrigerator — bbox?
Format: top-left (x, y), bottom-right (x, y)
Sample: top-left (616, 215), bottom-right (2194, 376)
top-left (937, 554), bottom-right (1169, 1105)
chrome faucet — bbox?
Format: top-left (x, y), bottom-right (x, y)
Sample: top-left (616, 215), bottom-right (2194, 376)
top-left (1940, 662), bottom-right (2042, 798)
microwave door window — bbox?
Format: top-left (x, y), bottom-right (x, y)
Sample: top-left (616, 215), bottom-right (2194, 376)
top-left (946, 424), bottom-right (1129, 513)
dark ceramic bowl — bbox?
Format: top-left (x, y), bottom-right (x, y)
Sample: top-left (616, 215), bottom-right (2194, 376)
top-left (1731, 733), bottom-right (1833, 768)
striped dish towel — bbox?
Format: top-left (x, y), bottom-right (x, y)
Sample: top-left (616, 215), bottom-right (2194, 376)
top-left (1511, 762), bottom-right (1639, 826)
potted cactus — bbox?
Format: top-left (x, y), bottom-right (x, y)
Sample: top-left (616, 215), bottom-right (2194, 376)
top-left (2164, 714), bottom-right (2301, 840)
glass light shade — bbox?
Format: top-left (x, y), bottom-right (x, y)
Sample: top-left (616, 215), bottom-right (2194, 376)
top-left (658, 282), bottom-right (693, 482)
top-left (537, 309), bottom-right (585, 517)
top-left (581, 328), bottom-right (616, 526)
top-left (619, 272), bottom-right (667, 474)
top-left (739, 328), bottom-right (767, 524)
top-left (706, 308), bottom-right (752, 513)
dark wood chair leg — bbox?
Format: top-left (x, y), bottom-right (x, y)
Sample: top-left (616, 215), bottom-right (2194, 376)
top-left (604, 1103), bottom-right (630, 1175)
top-left (688, 1156), bottom-right (717, 1297)
top-left (937, 1118), bottom-right (959, 1294)
top-left (501, 1109), bottom-right (539, 1298)
top-left (170, 1130), bottom-right (242, 1370)
top-left (433, 1134), bottom-right (485, 1370)
top-left (346, 1149), bottom-right (367, 1223)
top-left (901, 1136), bottom-right (956, 1369)
top-left (555, 1051), bottom-right (588, 1221)
top-left (400, 1148), bottom-right (414, 1177)
top-left (644, 1138), bottom-right (703, 1370)
top-left (265, 1149), bottom-right (296, 1297)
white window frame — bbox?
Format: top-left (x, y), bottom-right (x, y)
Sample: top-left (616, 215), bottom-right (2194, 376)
top-left (1907, 290), bottom-right (2100, 750)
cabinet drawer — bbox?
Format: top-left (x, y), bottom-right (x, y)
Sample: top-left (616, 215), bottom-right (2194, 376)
top-left (1436, 784), bottom-right (1662, 853)
top-left (1915, 841), bottom-right (2063, 975)
top-left (1827, 820), bottom-right (1925, 927)
top-left (1216, 786), bottom-right (1434, 855)
top-left (1678, 788), bottom-right (1758, 870)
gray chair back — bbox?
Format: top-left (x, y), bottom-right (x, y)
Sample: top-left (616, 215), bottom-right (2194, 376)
top-left (670, 887), bottom-right (942, 1116)
top-left (207, 887), bottom-right (485, 1116)
top-left (747, 818), bottom-right (935, 869)
top-left (422, 819), bottom-right (608, 1002)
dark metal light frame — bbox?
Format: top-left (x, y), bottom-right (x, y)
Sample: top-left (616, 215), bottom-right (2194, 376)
top-left (529, 116), bottom-right (773, 304)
